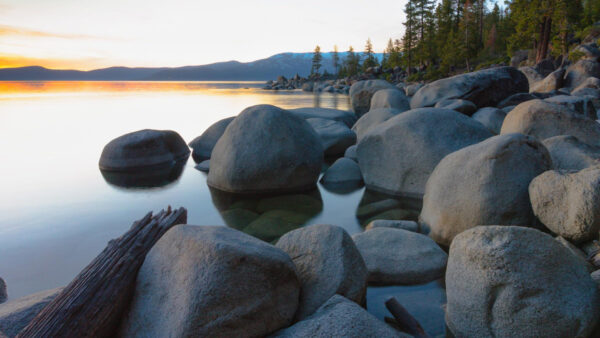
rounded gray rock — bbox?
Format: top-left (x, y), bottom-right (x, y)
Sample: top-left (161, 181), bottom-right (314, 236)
top-left (365, 219), bottom-right (419, 233)
top-left (208, 104), bottom-right (323, 193)
top-left (434, 99), bottom-right (477, 116)
top-left (544, 95), bottom-right (597, 119)
top-left (306, 117), bottom-right (356, 156)
top-left (120, 225), bottom-right (300, 337)
top-left (351, 108), bottom-right (403, 142)
top-left (369, 88), bottom-right (410, 112)
top-left (420, 134), bottom-right (552, 246)
top-left (352, 228), bottom-right (447, 285)
top-left (446, 226), bottom-right (600, 338)
top-left (564, 59), bottom-right (600, 89)
top-left (188, 117), bottom-right (234, 160)
top-left (349, 80), bottom-right (396, 117)
top-left (194, 159), bottom-right (210, 172)
top-left (472, 107), bottom-right (507, 134)
top-left (542, 135), bottom-right (600, 170)
top-left (275, 224), bottom-right (368, 320)
top-left (344, 144), bottom-right (358, 162)
top-left (289, 107), bottom-right (357, 128)
top-left (320, 158), bottom-right (363, 186)
top-left (530, 68), bottom-right (565, 93)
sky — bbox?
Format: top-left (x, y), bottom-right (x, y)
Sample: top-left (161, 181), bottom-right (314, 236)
top-left (0, 0), bottom-right (408, 70)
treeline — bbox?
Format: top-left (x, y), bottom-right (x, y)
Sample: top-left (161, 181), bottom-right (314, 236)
top-left (311, 0), bottom-right (600, 81)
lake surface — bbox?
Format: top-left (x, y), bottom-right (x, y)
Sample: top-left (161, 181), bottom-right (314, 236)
top-left (0, 81), bottom-right (445, 336)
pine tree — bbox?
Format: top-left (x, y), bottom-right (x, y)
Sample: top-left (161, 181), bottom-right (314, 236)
top-left (311, 45), bottom-right (322, 76)
top-left (332, 45), bottom-right (340, 77)
top-left (402, 0), bottom-right (418, 75)
top-left (413, 0), bottom-right (436, 68)
top-left (363, 38), bottom-right (378, 70)
top-left (344, 46), bottom-right (360, 76)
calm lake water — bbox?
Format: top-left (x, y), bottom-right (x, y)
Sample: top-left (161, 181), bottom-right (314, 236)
top-left (0, 81), bottom-right (445, 336)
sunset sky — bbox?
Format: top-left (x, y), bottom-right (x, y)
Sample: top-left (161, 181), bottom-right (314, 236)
top-left (0, 0), bottom-right (407, 70)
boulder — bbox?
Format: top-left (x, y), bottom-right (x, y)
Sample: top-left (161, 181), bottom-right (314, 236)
top-left (352, 228), bottom-right (447, 285)
top-left (320, 158), bottom-right (363, 186)
top-left (270, 295), bottom-right (408, 338)
top-left (434, 99), bottom-right (477, 116)
top-left (573, 77), bottom-right (600, 92)
top-left (188, 117), bottom-right (234, 160)
top-left (572, 87), bottom-right (600, 99)
top-left (510, 50), bottom-right (529, 67)
top-left (288, 107), bottom-right (357, 128)
top-left (404, 83), bottom-right (424, 97)
top-left (99, 129), bottom-right (190, 171)
top-left (306, 118), bottom-right (356, 156)
top-left (351, 108), bottom-right (402, 142)
top-left (120, 225), bottom-right (300, 337)
top-left (530, 167), bottom-right (600, 243)
top-left (0, 287), bottom-right (63, 337)
top-left (365, 219), bottom-right (419, 233)
top-left (420, 134), bottom-right (552, 246)
top-left (0, 279), bottom-right (4, 304)
top-left (208, 105), bottom-right (323, 193)
top-left (545, 95), bottom-right (597, 119)
top-left (555, 236), bottom-right (594, 271)
top-left (542, 135), bottom-right (600, 170)
top-left (564, 59), bottom-right (600, 89)
top-left (344, 145), bottom-right (358, 162)
top-left (572, 44), bottom-right (600, 61)
top-left (411, 67), bottom-right (528, 109)
top-left (534, 58), bottom-right (556, 77)
top-left (194, 159), bottom-right (210, 172)
top-left (275, 224), bottom-right (368, 320)
top-left (471, 107), bottom-right (506, 134)
top-left (369, 88), bottom-right (410, 112)
top-left (349, 80), bottom-right (397, 117)
top-left (530, 68), bottom-right (565, 93)
top-left (500, 99), bottom-right (600, 146)
top-left (357, 108), bottom-right (492, 198)
top-left (498, 92), bottom-right (537, 108)
top-left (446, 226), bottom-right (600, 338)
top-left (519, 66), bottom-right (544, 89)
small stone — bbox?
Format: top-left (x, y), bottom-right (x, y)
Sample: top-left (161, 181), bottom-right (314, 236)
top-left (365, 219), bottom-right (419, 233)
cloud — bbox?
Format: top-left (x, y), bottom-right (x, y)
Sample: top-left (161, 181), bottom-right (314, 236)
top-left (0, 25), bottom-right (100, 40)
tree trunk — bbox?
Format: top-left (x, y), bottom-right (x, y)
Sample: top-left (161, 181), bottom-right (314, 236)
top-left (17, 207), bottom-right (187, 338)
top-left (536, 17), bottom-right (552, 64)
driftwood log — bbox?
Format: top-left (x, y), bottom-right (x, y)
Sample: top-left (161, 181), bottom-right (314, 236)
top-left (17, 206), bottom-right (187, 338)
top-left (385, 297), bottom-right (430, 338)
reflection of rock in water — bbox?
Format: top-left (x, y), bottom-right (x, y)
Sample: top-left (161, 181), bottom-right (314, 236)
top-left (356, 189), bottom-right (421, 227)
top-left (100, 159), bottom-right (186, 189)
top-left (209, 187), bottom-right (323, 243)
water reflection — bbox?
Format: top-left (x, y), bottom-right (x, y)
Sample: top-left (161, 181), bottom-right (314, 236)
top-left (356, 190), bottom-right (422, 227)
top-left (100, 159), bottom-right (187, 190)
top-left (209, 187), bottom-right (323, 243)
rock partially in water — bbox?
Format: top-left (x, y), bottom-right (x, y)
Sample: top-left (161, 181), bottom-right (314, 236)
top-left (542, 135), bottom-right (600, 170)
top-left (530, 167), bottom-right (600, 243)
top-left (120, 225), bottom-right (300, 337)
top-left (208, 104), bottom-right (323, 194)
top-left (350, 80), bottom-right (397, 117)
top-left (320, 158), bottom-right (363, 186)
top-left (270, 295), bottom-right (409, 338)
top-left (288, 107), bottom-right (357, 128)
top-left (357, 108), bottom-right (492, 198)
top-left (352, 228), bottom-right (447, 285)
top-left (355, 190), bottom-right (421, 227)
top-left (410, 67), bottom-right (529, 109)
top-left (306, 118), bottom-right (356, 156)
top-left (99, 129), bottom-right (190, 171)
top-left (545, 95), bottom-right (597, 119)
top-left (0, 287), bottom-right (63, 337)
top-left (100, 158), bottom-right (186, 189)
top-left (501, 99), bottom-right (600, 146)
top-left (420, 134), bottom-right (551, 246)
top-left (369, 88), bottom-right (410, 112)
top-left (188, 116), bottom-right (234, 161)
top-left (434, 99), bottom-right (477, 116)
top-left (275, 224), bottom-right (368, 320)
top-left (446, 226), bottom-right (600, 338)
top-left (471, 107), bottom-right (506, 134)
top-left (352, 108), bottom-right (403, 142)
top-left (344, 144), bottom-right (358, 162)
top-left (365, 219), bottom-right (419, 233)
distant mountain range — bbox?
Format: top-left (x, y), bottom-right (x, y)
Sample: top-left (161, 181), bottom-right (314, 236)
top-left (0, 52), bottom-right (384, 81)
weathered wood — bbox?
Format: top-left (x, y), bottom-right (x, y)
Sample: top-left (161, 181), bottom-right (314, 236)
top-left (385, 297), bottom-right (430, 338)
top-left (17, 206), bottom-right (187, 338)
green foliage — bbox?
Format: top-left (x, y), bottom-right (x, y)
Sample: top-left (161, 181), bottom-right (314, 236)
top-left (311, 45), bottom-right (322, 76)
top-left (362, 38), bottom-right (378, 70)
top-left (568, 50), bottom-right (586, 63)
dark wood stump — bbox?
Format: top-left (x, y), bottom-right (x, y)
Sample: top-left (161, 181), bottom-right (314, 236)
top-left (17, 206), bottom-right (187, 338)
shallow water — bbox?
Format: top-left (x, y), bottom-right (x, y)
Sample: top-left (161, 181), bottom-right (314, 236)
top-left (0, 81), bottom-right (445, 336)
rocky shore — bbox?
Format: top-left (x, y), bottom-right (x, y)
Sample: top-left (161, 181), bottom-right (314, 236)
top-left (2, 41), bottom-right (600, 337)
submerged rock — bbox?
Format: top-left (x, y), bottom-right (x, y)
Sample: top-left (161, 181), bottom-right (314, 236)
top-left (352, 108), bottom-right (403, 142)
top-left (350, 80), bottom-right (396, 117)
top-left (306, 118), bottom-right (356, 156)
top-left (320, 158), bottom-right (363, 186)
top-left (357, 108), bottom-right (492, 198)
top-left (0, 287), bottom-right (63, 337)
top-left (275, 224), bottom-right (368, 320)
top-left (420, 134), bottom-right (552, 246)
top-left (120, 225), bottom-right (300, 337)
top-left (99, 129), bottom-right (190, 171)
top-left (369, 88), bottom-right (410, 112)
top-left (352, 228), bottom-right (447, 285)
top-left (471, 107), bottom-right (506, 134)
top-left (542, 135), bottom-right (600, 170)
top-left (188, 117), bottom-right (234, 160)
top-left (446, 226), bottom-right (600, 338)
top-left (208, 105), bottom-right (323, 194)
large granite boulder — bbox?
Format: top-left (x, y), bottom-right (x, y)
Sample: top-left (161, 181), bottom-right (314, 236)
top-left (289, 107), bottom-right (357, 128)
top-left (99, 129), bottom-right (190, 171)
top-left (446, 226), bottom-right (600, 338)
top-left (434, 99), bottom-right (477, 116)
top-left (120, 225), bottom-right (300, 337)
top-left (350, 80), bottom-right (397, 117)
top-left (404, 83), bottom-right (424, 97)
top-left (530, 68), bottom-right (565, 93)
top-left (410, 67), bottom-right (529, 109)
top-left (270, 295), bottom-right (409, 338)
top-left (0, 287), bottom-right (63, 337)
top-left (369, 88), bottom-right (410, 112)
top-left (472, 107), bottom-right (507, 134)
top-left (320, 158), bottom-right (363, 186)
top-left (574, 76), bottom-right (600, 92)
top-left (564, 59), bottom-right (600, 89)
top-left (357, 108), bottom-right (492, 198)
top-left (420, 134), bottom-right (552, 246)
top-left (306, 118), bottom-right (356, 156)
top-left (344, 145), bottom-right (358, 162)
top-left (351, 108), bottom-right (402, 142)
top-left (208, 105), bottom-right (323, 193)
top-left (530, 167), bottom-right (600, 243)
top-left (542, 135), bottom-right (600, 170)
top-left (500, 99), bottom-right (600, 146)
top-left (188, 117), bottom-right (234, 160)
top-left (519, 66), bottom-right (544, 89)
top-left (275, 224), bottom-right (368, 320)
top-left (544, 95), bottom-right (597, 119)
top-left (352, 228), bottom-right (447, 285)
